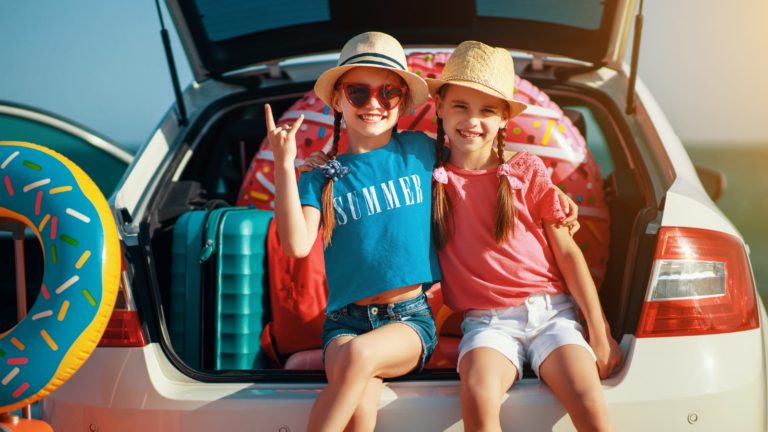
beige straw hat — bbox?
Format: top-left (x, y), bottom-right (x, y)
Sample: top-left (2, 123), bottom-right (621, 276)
top-left (314, 32), bottom-right (428, 112)
top-left (426, 41), bottom-right (528, 118)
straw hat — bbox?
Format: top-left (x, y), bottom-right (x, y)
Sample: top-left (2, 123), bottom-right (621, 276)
top-left (426, 41), bottom-right (528, 118)
top-left (314, 32), bottom-right (428, 112)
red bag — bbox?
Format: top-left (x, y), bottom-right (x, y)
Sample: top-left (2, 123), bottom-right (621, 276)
top-left (260, 220), bottom-right (327, 366)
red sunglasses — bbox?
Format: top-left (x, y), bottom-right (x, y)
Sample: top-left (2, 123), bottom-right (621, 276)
top-left (339, 83), bottom-right (408, 110)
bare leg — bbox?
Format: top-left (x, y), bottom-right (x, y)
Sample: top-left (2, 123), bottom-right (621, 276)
top-left (458, 348), bottom-right (518, 432)
top-left (306, 323), bottom-right (423, 432)
top-left (538, 345), bottom-right (613, 432)
top-left (344, 377), bottom-right (383, 432)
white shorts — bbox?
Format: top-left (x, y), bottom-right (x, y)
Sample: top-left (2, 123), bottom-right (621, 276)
top-left (457, 293), bottom-right (596, 379)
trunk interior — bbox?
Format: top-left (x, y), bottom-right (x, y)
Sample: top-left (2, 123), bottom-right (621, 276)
top-left (134, 75), bottom-right (659, 381)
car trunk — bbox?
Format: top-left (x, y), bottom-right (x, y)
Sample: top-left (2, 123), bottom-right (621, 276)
top-left (136, 55), bottom-right (660, 381)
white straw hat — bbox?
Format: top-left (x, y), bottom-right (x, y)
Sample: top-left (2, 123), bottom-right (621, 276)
top-left (314, 32), bottom-right (428, 112)
top-left (426, 41), bottom-right (528, 117)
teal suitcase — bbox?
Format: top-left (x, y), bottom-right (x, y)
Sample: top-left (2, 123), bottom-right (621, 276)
top-left (170, 207), bottom-right (273, 370)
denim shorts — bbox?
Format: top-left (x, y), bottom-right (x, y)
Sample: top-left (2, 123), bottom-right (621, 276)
top-left (322, 293), bottom-right (437, 371)
top-left (458, 293), bottom-right (596, 380)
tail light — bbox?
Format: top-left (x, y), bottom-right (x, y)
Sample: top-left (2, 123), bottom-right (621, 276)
top-left (636, 227), bottom-right (759, 337)
top-left (98, 254), bottom-right (147, 347)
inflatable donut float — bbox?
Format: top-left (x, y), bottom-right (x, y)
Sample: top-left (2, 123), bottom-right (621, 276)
top-left (237, 51), bottom-right (610, 288)
top-left (0, 142), bottom-right (120, 413)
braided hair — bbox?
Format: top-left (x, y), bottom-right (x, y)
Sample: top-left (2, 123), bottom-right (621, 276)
top-left (494, 127), bottom-right (516, 244)
top-left (320, 111), bottom-right (343, 246)
top-left (431, 117), bottom-right (453, 249)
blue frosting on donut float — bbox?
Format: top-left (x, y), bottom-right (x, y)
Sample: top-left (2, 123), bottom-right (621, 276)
top-left (0, 142), bottom-right (120, 413)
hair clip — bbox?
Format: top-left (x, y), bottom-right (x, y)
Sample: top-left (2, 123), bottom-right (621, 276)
top-left (432, 166), bottom-right (449, 184)
top-left (312, 159), bottom-right (350, 182)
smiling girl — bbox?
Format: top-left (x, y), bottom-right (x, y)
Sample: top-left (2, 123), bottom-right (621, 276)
top-left (429, 41), bottom-right (623, 431)
top-left (267, 32), bottom-right (439, 432)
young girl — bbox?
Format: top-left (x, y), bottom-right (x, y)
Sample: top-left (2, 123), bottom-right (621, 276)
top-left (428, 41), bottom-right (623, 431)
top-left (267, 31), bottom-right (440, 432)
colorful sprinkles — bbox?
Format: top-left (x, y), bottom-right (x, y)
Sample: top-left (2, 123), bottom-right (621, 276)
top-left (75, 251), bottom-right (91, 269)
top-left (35, 190), bottom-right (43, 215)
top-left (49, 186), bottom-right (72, 195)
top-left (82, 289), bottom-right (96, 307)
top-left (40, 330), bottom-right (58, 351)
top-left (4, 175), bottom-right (13, 196)
top-left (1, 143), bottom-right (115, 410)
top-left (2, 368), bottom-right (19, 386)
top-left (60, 234), bottom-right (79, 246)
top-left (57, 301), bottom-right (70, 321)
top-left (1, 151), bottom-right (19, 169)
top-left (22, 178), bottom-right (50, 193)
top-left (22, 160), bottom-right (41, 171)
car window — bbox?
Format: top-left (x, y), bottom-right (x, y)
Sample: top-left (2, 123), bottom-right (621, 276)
top-left (476, 0), bottom-right (605, 30)
top-left (194, 0), bottom-right (606, 41)
top-left (196, 0), bottom-right (331, 41)
top-left (564, 105), bottom-right (615, 177)
top-left (0, 112), bottom-right (128, 196)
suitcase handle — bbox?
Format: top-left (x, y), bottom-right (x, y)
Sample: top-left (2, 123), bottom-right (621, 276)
top-left (199, 207), bottom-right (242, 262)
top-left (198, 206), bottom-right (265, 262)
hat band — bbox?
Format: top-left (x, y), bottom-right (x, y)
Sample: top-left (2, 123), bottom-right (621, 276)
top-left (443, 74), bottom-right (513, 101)
top-left (340, 52), bottom-right (405, 70)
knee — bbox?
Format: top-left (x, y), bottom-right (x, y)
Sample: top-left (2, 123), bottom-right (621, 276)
top-left (460, 372), bottom-right (503, 405)
top-left (334, 340), bottom-right (376, 379)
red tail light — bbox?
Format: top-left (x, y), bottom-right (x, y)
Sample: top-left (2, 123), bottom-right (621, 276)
top-left (99, 310), bottom-right (147, 347)
top-left (636, 227), bottom-right (759, 338)
top-left (98, 255), bottom-right (147, 347)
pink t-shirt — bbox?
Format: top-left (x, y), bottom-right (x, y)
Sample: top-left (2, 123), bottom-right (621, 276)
top-left (439, 151), bottom-right (567, 312)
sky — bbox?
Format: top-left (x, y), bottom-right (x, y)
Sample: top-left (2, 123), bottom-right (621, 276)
top-left (1, 1), bottom-right (767, 152)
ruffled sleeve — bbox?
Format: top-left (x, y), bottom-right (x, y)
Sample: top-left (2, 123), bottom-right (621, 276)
top-left (515, 153), bottom-right (566, 223)
top-left (536, 186), bottom-right (567, 223)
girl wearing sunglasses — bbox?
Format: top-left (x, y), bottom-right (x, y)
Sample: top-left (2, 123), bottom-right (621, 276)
top-left (268, 33), bottom-right (579, 431)
top-left (267, 31), bottom-right (440, 432)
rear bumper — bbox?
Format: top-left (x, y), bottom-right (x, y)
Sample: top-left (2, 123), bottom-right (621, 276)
top-left (42, 331), bottom-right (766, 431)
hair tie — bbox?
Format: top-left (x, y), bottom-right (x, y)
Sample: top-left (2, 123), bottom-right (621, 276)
top-left (313, 159), bottom-right (350, 182)
top-left (432, 166), bottom-right (449, 184)
top-left (497, 164), bottom-right (514, 177)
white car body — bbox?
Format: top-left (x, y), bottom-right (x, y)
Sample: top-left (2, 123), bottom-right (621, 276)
top-left (39, 1), bottom-right (767, 430)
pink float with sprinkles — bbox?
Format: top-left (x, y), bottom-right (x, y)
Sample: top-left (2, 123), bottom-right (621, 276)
top-left (0, 141), bottom-right (121, 414)
top-left (238, 51), bottom-right (610, 288)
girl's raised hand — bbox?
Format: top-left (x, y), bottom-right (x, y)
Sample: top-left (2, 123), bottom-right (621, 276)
top-left (265, 104), bottom-right (304, 166)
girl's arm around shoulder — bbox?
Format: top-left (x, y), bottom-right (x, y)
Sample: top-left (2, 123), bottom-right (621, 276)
top-left (266, 104), bottom-right (320, 257)
top-left (544, 223), bottom-right (623, 379)
top-left (521, 152), bottom-right (579, 233)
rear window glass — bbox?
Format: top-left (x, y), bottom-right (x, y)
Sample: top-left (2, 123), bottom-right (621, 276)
top-left (194, 0), bottom-right (605, 42)
top-left (476, 0), bottom-right (604, 30)
top-left (195, 0), bottom-right (331, 41)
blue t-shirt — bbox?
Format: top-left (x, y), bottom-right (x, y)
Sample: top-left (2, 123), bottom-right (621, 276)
top-left (298, 131), bottom-right (441, 312)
